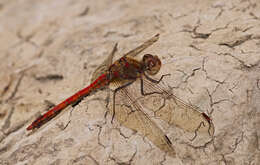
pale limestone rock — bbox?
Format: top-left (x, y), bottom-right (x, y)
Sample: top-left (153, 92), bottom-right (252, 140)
top-left (0, 0), bottom-right (259, 164)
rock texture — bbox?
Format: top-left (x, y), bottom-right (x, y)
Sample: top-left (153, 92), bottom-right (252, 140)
top-left (0, 0), bottom-right (259, 164)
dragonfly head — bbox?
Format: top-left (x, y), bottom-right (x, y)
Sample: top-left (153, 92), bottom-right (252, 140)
top-left (142, 54), bottom-right (161, 75)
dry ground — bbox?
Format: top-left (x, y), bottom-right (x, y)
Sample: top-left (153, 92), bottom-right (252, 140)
top-left (0, 0), bottom-right (259, 164)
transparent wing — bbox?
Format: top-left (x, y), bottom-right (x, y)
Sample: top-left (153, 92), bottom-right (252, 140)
top-left (138, 76), bottom-right (214, 144)
top-left (90, 36), bottom-right (175, 156)
top-left (90, 43), bottom-right (117, 82)
top-left (124, 34), bottom-right (159, 58)
top-left (108, 79), bottom-right (176, 157)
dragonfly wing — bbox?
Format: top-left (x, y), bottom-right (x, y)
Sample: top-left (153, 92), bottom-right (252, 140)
top-left (124, 34), bottom-right (159, 58)
top-left (140, 77), bottom-right (214, 143)
top-left (108, 80), bottom-right (176, 157)
top-left (91, 33), bottom-right (159, 82)
top-left (90, 43), bottom-right (118, 82)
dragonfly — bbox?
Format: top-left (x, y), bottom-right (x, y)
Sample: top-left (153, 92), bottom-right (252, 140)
top-left (26, 34), bottom-right (161, 131)
top-left (27, 34), bottom-right (214, 157)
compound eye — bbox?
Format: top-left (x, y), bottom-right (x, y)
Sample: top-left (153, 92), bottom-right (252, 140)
top-left (148, 60), bottom-right (155, 68)
top-left (142, 54), bottom-right (161, 75)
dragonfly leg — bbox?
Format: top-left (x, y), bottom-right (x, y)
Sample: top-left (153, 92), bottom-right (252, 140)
top-left (61, 109), bottom-right (74, 130)
top-left (140, 73), bottom-right (170, 96)
top-left (111, 81), bottom-right (135, 123)
top-left (104, 88), bottom-right (112, 120)
top-left (71, 97), bottom-right (83, 107)
top-left (144, 72), bottom-right (170, 84)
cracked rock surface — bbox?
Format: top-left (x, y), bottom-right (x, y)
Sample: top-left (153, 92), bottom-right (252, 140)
top-left (0, 0), bottom-right (259, 164)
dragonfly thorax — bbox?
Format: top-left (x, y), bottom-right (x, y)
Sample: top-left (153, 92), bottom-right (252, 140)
top-left (142, 54), bottom-right (161, 75)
